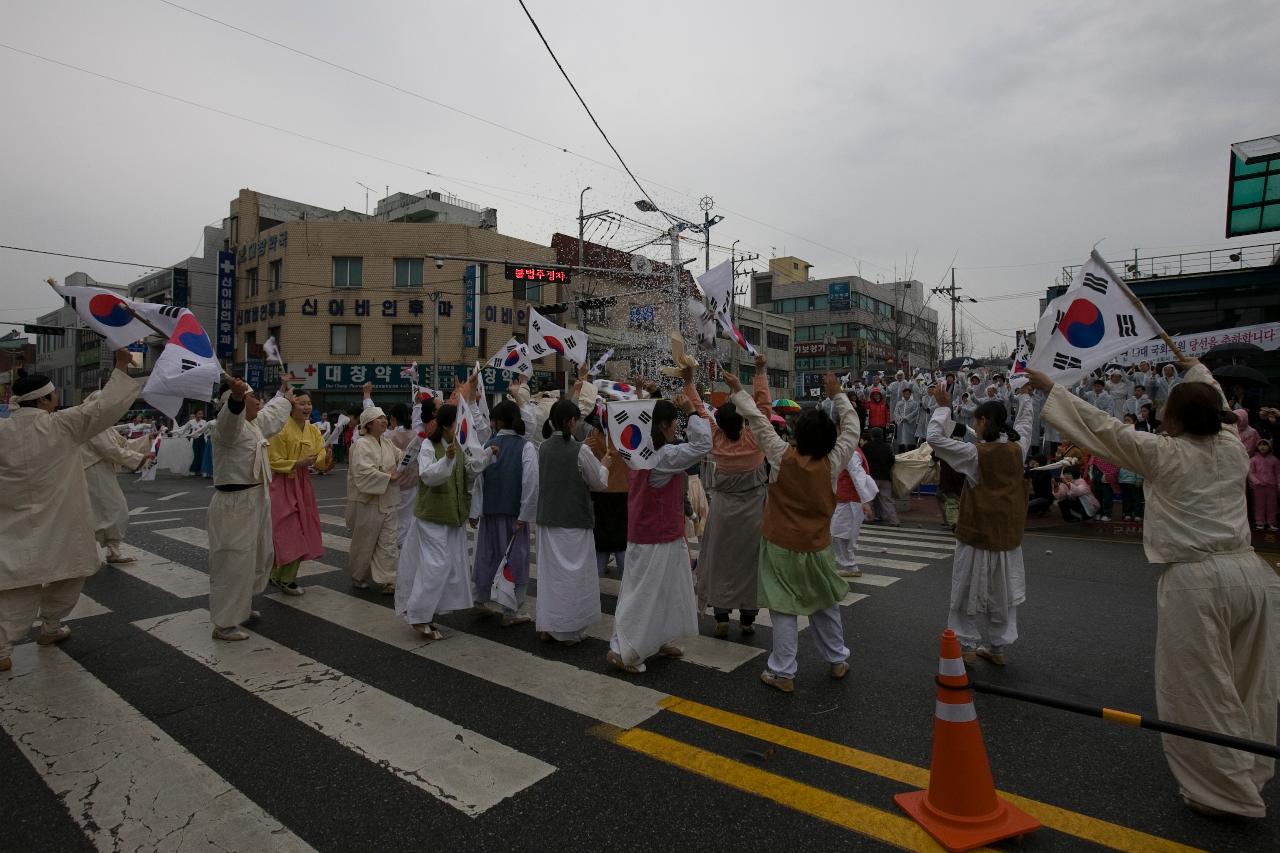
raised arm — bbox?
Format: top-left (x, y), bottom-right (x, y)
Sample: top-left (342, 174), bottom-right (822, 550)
top-left (519, 440), bottom-right (539, 523)
top-left (417, 435), bottom-right (457, 486)
top-left (825, 387), bottom-right (860, 473)
top-left (1034, 372), bottom-right (1165, 479)
top-left (1012, 393), bottom-right (1035, 461)
top-left (752, 354), bottom-right (772, 419)
top-left (55, 356), bottom-right (140, 444)
top-left (650, 408), bottom-right (712, 474)
top-left (88, 428), bottom-right (148, 470)
top-left (577, 441), bottom-right (611, 491)
top-left (926, 384), bottom-right (978, 475)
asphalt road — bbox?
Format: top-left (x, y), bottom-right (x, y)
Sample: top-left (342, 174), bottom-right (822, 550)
top-left (1, 468), bottom-right (1276, 852)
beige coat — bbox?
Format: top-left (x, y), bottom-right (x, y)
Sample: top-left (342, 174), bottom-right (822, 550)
top-left (211, 396), bottom-right (292, 488)
top-left (347, 434), bottom-right (401, 514)
top-left (0, 369), bottom-right (140, 591)
top-left (81, 426), bottom-right (149, 545)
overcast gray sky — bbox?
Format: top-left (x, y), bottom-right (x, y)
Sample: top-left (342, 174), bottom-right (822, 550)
top-left (2, 0), bottom-right (1276, 356)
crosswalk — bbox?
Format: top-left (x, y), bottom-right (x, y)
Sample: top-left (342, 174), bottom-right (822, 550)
top-left (1, 519), bottom-right (959, 848)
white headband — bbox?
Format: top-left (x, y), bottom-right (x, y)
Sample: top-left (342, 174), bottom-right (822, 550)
top-left (12, 382), bottom-right (55, 403)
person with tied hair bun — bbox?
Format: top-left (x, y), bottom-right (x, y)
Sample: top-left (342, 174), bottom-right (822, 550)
top-left (0, 350), bottom-right (139, 672)
top-left (927, 381), bottom-right (1035, 668)
top-left (686, 355), bottom-right (772, 638)
top-left (607, 391), bottom-right (710, 674)
top-left (536, 398), bottom-right (612, 646)
top-left (1031, 357), bottom-right (1279, 819)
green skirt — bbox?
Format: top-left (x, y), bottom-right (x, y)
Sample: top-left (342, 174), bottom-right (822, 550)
top-left (757, 539), bottom-right (848, 616)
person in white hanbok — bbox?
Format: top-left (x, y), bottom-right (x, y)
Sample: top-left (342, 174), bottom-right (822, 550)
top-left (80, 398), bottom-right (155, 564)
top-left (607, 396), bottom-right (711, 673)
top-left (926, 383), bottom-right (1034, 665)
top-left (395, 402), bottom-right (489, 639)
top-left (830, 441), bottom-right (878, 578)
top-left (207, 377), bottom-right (294, 640)
top-left (346, 406), bottom-right (402, 594)
top-left (536, 400), bottom-right (612, 644)
top-left (0, 355), bottom-right (139, 671)
top-left (1032, 359), bottom-right (1278, 819)
top-left (893, 388), bottom-right (920, 452)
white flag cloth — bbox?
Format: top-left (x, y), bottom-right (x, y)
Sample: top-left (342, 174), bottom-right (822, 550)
top-left (527, 309), bottom-right (588, 366)
top-left (1027, 251), bottom-right (1162, 388)
top-left (688, 298), bottom-right (717, 348)
top-left (604, 399), bottom-right (658, 469)
top-left (395, 431), bottom-right (426, 473)
top-left (1008, 331), bottom-right (1030, 391)
top-left (263, 335), bottom-right (283, 365)
top-left (489, 533), bottom-right (521, 612)
top-left (593, 379), bottom-right (638, 401)
top-left (486, 338), bottom-right (533, 377)
top-left (50, 283), bottom-right (154, 349)
top-left (695, 260), bottom-right (757, 356)
top-left (139, 307), bottom-right (222, 418)
top-left (587, 348), bottom-right (615, 378)
top-left (455, 395), bottom-right (486, 464)
top-left (136, 434), bottom-right (162, 481)
top-left (474, 361), bottom-right (490, 421)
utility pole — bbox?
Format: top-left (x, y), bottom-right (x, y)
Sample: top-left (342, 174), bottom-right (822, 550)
top-left (698, 195), bottom-right (724, 273)
top-left (428, 290), bottom-right (441, 391)
top-left (729, 248), bottom-right (760, 377)
top-left (931, 268), bottom-right (975, 360)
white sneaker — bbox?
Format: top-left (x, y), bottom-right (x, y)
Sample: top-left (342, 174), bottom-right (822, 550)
top-left (1100, 515), bottom-right (1111, 522)
top-left (280, 582), bottom-right (304, 596)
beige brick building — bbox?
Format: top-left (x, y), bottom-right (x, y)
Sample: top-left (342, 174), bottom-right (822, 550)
top-left (227, 189), bottom-right (559, 409)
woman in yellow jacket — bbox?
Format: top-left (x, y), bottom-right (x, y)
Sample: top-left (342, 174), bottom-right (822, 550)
top-left (267, 391), bottom-right (330, 595)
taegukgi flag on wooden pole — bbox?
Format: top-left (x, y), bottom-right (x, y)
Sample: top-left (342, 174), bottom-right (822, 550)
top-left (486, 337), bottom-right (533, 377)
top-left (1027, 250), bottom-right (1162, 388)
top-left (50, 283), bottom-right (155, 349)
top-left (1008, 330), bottom-right (1031, 391)
top-left (262, 335), bottom-right (283, 365)
top-left (454, 394), bottom-right (487, 465)
top-left (135, 305), bottom-right (223, 418)
top-left (604, 399), bottom-right (658, 469)
top-left (489, 532), bottom-right (521, 612)
top-left (527, 308), bottom-right (588, 366)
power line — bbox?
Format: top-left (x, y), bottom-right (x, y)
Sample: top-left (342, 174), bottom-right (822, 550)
top-left (514, 0), bottom-right (672, 228)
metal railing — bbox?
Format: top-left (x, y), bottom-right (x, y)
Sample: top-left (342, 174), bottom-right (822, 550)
top-left (1062, 242), bottom-right (1280, 287)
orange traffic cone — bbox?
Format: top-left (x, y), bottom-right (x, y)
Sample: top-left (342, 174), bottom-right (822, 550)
top-left (894, 628), bottom-right (1040, 852)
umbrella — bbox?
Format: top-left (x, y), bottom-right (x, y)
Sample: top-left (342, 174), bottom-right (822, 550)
top-left (1212, 364), bottom-right (1269, 387)
top-left (772, 398), bottom-right (801, 413)
top-left (768, 413), bottom-right (787, 426)
top-left (939, 356), bottom-right (975, 372)
top-left (1204, 341), bottom-right (1265, 363)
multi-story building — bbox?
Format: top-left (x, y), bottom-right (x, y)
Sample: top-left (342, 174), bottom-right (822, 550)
top-left (750, 257), bottom-right (938, 397)
top-left (226, 188), bottom-right (555, 412)
top-left (129, 224), bottom-right (225, 341)
top-left (0, 330), bottom-right (37, 417)
top-left (549, 234), bottom-right (795, 398)
top-left (35, 273), bottom-right (129, 406)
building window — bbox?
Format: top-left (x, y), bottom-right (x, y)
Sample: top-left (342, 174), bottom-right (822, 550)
top-left (246, 267), bottom-right (259, 298)
top-left (333, 257), bottom-right (363, 288)
top-left (478, 327), bottom-right (488, 359)
top-left (394, 258), bottom-right (423, 288)
top-left (766, 330), bottom-right (789, 350)
top-left (391, 325), bottom-right (422, 356)
top-left (768, 369), bottom-right (789, 388)
top-left (331, 324), bottom-right (361, 355)
top-left (739, 325), bottom-right (761, 346)
top-left (268, 326), bottom-right (281, 350)
top-left (476, 263), bottom-right (489, 295)
top-left (878, 302), bottom-right (893, 318)
top-left (243, 330), bottom-right (256, 356)
top-left (269, 260), bottom-right (282, 292)
top-left (514, 279), bottom-right (541, 302)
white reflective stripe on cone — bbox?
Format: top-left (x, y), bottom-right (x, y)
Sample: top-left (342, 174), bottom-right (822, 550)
top-left (938, 657), bottom-right (966, 677)
top-left (935, 700), bottom-right (978, 723)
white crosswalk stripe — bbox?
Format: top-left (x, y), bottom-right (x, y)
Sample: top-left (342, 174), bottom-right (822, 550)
top-left (270, 587), bottom-right (667, 729)
top-left (0, 645), bottom-right (315, 852)
top-left (135, 608), bottom-right (554, 816)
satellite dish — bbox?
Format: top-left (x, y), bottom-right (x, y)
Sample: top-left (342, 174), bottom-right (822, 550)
top-left (630, 255), bottom-right (653, 275)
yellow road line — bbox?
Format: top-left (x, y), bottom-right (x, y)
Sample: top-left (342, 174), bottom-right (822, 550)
top-left (659, 697), bottom-right (1206, 853)
top-left (592, 724), bottom-right (992, 853)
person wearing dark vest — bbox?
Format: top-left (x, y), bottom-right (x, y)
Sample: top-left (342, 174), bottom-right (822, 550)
top-left (727, 370), bottom-right (860, 694)
top-left (535, 400), bottom-right (612, 645)
top-left (471, 401), bottom-right (539, 625)
top-left (395, 404), bottom-right (487, 640)
top-left (926, 383), bottom-right (1034, 667)
top-left (607, 395), bottom-right (712, 674)
top-left (862, 427), bottom-right (899, 526)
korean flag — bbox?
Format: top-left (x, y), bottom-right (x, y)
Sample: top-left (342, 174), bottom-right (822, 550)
top-left (605, 399), bottom-right (659, 470)
top-left (455, 394), bottom-right (487, 464)
top-left (486, 337), bottom-right (533, 377)
top-left (527, 308), bottom-right (588, 366)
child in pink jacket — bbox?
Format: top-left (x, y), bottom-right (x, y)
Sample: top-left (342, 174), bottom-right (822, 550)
top-left (1247, 438), bottom-right (1280, 530)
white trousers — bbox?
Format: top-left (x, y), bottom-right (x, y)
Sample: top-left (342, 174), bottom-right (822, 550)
top-left (348, 501), bottom-right (399, 586)
top-left (0, 578), bottom-right (85, 658)
top-left (1156, 554), bottom-right (1278, 817)
top-left (765, 605), bottom-right (849, 678)
top-left (948, 604), bottom-right (1019, 649)
top-left (208, 487), bottom-right (273, 630)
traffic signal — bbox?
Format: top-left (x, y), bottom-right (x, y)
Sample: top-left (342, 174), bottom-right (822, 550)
top-left (534, 302), bottom-right (569, 315)
top-left (23, 324), bottom-right (65, 336)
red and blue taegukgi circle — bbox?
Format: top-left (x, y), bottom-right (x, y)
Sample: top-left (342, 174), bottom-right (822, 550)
top-left (612, 382), bottom-right (632, 393)
top-left (168, 312), bottom-right (214, 358)
top-left (545, 336), bottom-right (566, 355)
top-left (1060, 298), bottom-right (1106, 349)
top-left (89, 293), bottom-right (135, 327)
top-left (620, 423), bottom-right (643, 450)
top-left (503, 349), bottom-right (522, 367)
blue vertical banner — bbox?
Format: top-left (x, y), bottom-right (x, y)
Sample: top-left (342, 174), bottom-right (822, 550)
top-left (828, 280), bottom-right (850, 312)
top-left (216, 250), bottom-right (236, 360)
top-left (463, 265), bottom-right (477, 348)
